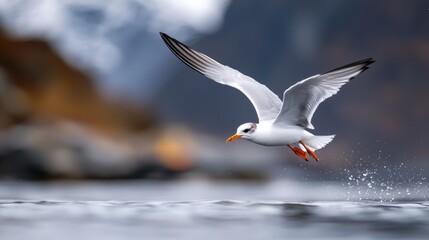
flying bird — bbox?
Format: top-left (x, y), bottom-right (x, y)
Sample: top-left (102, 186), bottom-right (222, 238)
top-left (160, 32), bottom-right (374, 161)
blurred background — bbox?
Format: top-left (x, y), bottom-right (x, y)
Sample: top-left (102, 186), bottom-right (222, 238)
top-left (0, 0), bottom-right (427, 183)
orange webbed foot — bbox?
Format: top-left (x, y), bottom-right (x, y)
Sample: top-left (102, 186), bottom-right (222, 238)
top-left (288, 145), bottom-right (308, 161)
top-left (299, 141), bottom-right (319, 161)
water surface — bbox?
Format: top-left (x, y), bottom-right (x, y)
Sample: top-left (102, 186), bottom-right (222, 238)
top-left (1, 180), bottom-right (428, 240)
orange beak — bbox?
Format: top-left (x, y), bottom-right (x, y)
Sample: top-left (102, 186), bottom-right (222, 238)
top-left (226, 134), bottom-right (241, 143)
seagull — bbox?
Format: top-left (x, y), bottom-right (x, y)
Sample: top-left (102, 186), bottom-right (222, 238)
top-left (160, 32), bottom-right (374, 161)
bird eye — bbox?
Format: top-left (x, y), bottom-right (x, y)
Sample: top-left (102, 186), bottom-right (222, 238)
top-left (243, 129), bottom-right (250, 133)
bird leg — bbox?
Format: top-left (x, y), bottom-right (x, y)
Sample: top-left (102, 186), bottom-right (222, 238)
top-left (288, 145), bottom-right (308, 161)
top-left (299, 141), bottom-right (319, 161)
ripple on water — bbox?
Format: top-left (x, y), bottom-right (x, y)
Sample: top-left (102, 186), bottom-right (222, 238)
top-left (1, 200), bottom-right (429, 225)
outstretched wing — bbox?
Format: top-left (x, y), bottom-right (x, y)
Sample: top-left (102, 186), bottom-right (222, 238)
top-left (273, 58), bottom-right (375, 129)
top-left (160, 32), bottom-right (282, 122)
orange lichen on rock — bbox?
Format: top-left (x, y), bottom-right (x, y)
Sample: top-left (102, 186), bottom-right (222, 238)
top-left (153, 136), bottom-right (192, 171)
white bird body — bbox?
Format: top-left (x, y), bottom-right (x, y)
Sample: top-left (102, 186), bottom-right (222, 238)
top-left (246, 121), bottom-right (311, 146)
top-left (160, 32), bottom-right (374, 161)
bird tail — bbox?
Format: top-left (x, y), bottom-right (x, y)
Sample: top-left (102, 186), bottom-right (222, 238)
top-left (301, 135), bottom-right (335, 151)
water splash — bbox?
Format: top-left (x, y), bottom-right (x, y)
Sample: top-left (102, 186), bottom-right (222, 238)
top-left (337, 141), bottom-right (427, 202)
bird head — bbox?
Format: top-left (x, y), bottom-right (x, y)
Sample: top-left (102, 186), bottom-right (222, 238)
top-left (226, 122), bottom-right (257, 143)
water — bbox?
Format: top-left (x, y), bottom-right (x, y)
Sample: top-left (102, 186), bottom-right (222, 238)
top-left (1, 180), bottom-right (428, 240)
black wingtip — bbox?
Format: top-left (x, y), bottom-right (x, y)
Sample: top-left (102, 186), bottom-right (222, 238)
top-left (324, 57), bottom-right (375, 74)
top-left (160, 32), bottom-right (180, 47)
top-left (159, 32), bottom-right (183, 50)
top-left (159, 32), bottom-right (211, 76)
top-left (159, 32), bottom-right (171, 43)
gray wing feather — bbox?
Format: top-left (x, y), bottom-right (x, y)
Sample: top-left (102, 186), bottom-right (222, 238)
top-left (160, 32), bottom-right (282, 122)
top-left (273, 58), bottom-right (375, 129)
